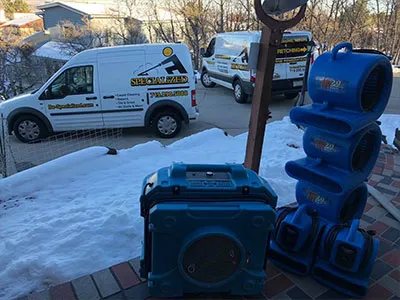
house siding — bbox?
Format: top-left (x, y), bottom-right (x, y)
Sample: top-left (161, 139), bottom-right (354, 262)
top-left (42, 7), bottom-right (86, 29)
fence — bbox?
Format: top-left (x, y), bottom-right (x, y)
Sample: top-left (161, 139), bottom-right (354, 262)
top-left (0, 115), bottom-right (124, 177)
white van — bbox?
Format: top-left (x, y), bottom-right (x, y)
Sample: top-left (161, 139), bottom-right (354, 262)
top-left (201, 31), bottom-right (316, 103)
top-left (1, 43), bottom-right (199, 143)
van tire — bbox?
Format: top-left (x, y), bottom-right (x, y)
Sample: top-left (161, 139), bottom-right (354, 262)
top-left (13, 115), bottom-right (48, 143)
top-left (233, 80), bottom-right (247, 104)
top-left (284, 92), bottom-right (299, 100)
top-left (152, 110), bottom-right (182, 139)
top-left (201, 71), bottom-right (216, 88)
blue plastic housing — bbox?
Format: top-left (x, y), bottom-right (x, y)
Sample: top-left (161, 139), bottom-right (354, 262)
top-left (308, 43), bottom-right (392, 115)
top-left (272, 42), bottom-right (389, 297)
top-left (291, 42), bottom-right (393, 138)
top-left (312, 220), bottom-right (379, 298)
top-left (147, 202), bottom-right (275, 297)
top-left (295, 181), bottom-right (368, 223)
top-left (286, 157), bottom-right (366, 195)
top-left (302, 122), bottom-right (382, 175)
top-left (139, 163), bottom-right (278, 298)
top-left (269, 205), bottom-right (324, 276)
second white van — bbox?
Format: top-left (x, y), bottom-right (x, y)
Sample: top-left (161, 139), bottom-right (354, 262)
top-left (201, 31), bottom-right (316, 103)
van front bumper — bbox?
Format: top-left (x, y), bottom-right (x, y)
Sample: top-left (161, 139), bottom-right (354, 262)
top-left (245, 79), bottom-right (304, 95)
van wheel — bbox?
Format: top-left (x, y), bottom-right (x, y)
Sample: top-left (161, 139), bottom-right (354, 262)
top-left (13, 115), bottom-right (48, 143)
top-left (233, 80), bottom-right (247, 104)
top-left (152, 110), bottom-right (182, 138)
top-left (201, 71), bottom-right (216, 88)
top-left (284, 92), bottom-right (299, 99)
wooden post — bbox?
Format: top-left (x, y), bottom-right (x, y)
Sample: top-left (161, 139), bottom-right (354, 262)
top-left (244, 27), bottom-right (282, 173)
top-left (244, 2), bottom-right (307, 173)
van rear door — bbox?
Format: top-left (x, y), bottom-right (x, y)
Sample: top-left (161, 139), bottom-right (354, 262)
top-left (274, 41), bottom-right (288, 82)
top-left (98, 50), bottom-right (147, 127)
top-left (283, 34), bottom-right (309, 86)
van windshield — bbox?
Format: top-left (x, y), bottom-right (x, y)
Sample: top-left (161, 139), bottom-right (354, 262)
top-left (277, 35), bottom-right (309, 59)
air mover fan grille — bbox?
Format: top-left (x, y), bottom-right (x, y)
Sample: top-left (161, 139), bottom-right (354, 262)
top-left (352, 131), bottom-right (376, 171)
top-left (182, 235), bottom-right (241, 283)
top-left (361, 66), bottom-right (385, 111)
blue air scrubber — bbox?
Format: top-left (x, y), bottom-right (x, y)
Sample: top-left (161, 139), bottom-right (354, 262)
top-left (313, 220), bottom-right (379, 298)
top-left (270, 42), bottom-right (392, 298)
top-left (139, 163), bottom-right (277, 298)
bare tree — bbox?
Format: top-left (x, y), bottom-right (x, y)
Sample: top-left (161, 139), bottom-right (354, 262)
top-left (108, 0), bottom-right (148, 45)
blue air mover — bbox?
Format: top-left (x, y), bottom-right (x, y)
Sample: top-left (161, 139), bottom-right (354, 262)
top-left (295, 181), bottom-right (368, 223)
top-left (139, 163), bottom-right (277, 298)
top-left (291, 42), bottom-right (393, 138)
top-left (272, 43), bottom-right (392, 298)
top-left (302, 122), bottom-right (382, 176)
top-left (313, 220), bottom-right (379, 298)
top-left (268, 204), bottom-right (324, 275)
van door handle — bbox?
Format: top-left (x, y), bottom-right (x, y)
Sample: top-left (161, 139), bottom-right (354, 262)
top-left (103, 95), bottom-right (115, 99)
top-left (86, 96), bottom-right (97, 100)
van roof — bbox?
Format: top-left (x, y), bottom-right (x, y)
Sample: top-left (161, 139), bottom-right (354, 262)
top-left (215, 30), bottom-right (312, 37)
top-left (66, 43), bottom-right (188, 65)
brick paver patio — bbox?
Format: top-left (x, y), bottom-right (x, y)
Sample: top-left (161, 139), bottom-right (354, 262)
top-left (22, 145), bottom-right (400, 300)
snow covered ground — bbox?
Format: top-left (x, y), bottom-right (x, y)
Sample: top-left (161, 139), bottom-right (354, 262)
top-left (0, 115), bottom-right (399, 299)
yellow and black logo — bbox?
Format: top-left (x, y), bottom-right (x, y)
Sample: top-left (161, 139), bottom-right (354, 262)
top-left (215, 54), bottom-right (231, 60)
top-left (231, 63), bottom-right (248, 71)
top-left (277, 47), bottom-right (307, 55)
top-left (131, 76), bottom-right (189, 86)
top-left (150, 90), bottom-right (188, 98)
top-left (163, 47), bottom-right (173, 57)
top-left (137, 55), bottom-right (187, 76)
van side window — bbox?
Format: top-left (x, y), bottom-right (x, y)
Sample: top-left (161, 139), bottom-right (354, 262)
top-left (41, 66), bottom-right (94, 100)
top-left (204, 38), bottom-right (216, 57)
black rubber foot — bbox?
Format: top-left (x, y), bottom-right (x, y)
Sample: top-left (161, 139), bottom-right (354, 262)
top-left (107, 148), bottom-right (118, 155)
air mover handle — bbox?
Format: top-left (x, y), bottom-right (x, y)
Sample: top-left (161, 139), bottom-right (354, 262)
top-left (292, 204), bottom-right (308, 223)
top-left (347, 219), bottom-right (360, 242)
top-left (332, 42), bottom-right (353, 60)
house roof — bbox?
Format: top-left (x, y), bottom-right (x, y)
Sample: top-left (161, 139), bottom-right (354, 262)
top-left (37, 1), bottom-right (113, 17)
top-left (32, 40), bottom-right (74, 61)
top-left (36, 1), bottom-right (180, 21)
top-left (0, 14), bottom-right (41, 27)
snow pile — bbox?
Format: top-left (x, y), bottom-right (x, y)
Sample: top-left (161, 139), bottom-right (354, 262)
top-left (379, 114), bottom-right (400, 143)
top-left (0, 117), bottom-right (304, 299)
top-left (0, 115), bottom-right (399, 299)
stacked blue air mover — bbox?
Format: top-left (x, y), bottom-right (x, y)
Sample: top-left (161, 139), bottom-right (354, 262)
top-left (269, 42), bottom-right (393, 298)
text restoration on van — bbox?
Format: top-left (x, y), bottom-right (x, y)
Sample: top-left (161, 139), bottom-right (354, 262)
top-left (1, 43), bottom-right (198, 143)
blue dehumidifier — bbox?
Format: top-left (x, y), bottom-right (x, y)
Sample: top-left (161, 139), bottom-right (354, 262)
top-left (139, 163), bottom-right (277, 298)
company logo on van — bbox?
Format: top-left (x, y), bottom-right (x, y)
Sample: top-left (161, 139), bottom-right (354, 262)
top-left (277, 47), bottom-right (307, 55)
top-left (137, 55), bottom-right (187, 76)
top-left (130, 76), bottom-right (189, 86)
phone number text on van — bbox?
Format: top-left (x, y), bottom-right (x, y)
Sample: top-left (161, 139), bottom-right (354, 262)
top-left (130, 76), bottom-right (189, 86)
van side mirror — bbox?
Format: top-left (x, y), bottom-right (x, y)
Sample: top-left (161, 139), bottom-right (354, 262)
top-left (200, 48), bottom-right (206, 57)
